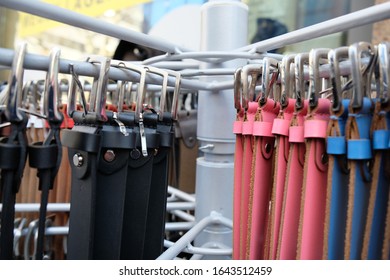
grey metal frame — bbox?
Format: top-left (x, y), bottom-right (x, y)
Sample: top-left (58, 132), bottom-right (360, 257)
top-left (0, 0), bottom-right (389, 260)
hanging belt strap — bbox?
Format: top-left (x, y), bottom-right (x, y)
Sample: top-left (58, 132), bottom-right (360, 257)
top-left (248, 99), bottom-right (279, 260)
top-left (239, 101), bottom-right (257, 259)
top-left (233, 110), bottom-right (244, 260)
top-left (297, 98), bottom-right (330, 260)
top-left (0, 117), bottom-right (28, 260)
top-left (267, 99), bottom-right (295, 260)
top-left (63, 123), bottom-right (102, 260)
top-left (344, 97), bottom-right (373, 259)
top-left (362, 102), bottom-right (390, 259)
top-left (323, 99), bottom-right (350, 259)
top-left (278, 100), bottom-right (307, 259)
top-left (120, 112), bottom-right (159, 260)
top-left (143, 112), bottom-right (174, 259)
top-left (93, 111), bottom-right (136, 259)
top-left (28, 121), bottom-right (62, 260)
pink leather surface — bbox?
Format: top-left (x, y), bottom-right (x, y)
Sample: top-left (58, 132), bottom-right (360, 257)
top-left (233, 114), bottom-right (244, 260)
top-left (279, 142), bottom-right (305, 259)
top-left (299, 98), bottom-right (330, 259)
top-left (249, 136), bottom-right (274, 259)
top-left (239, 102), bottom-right (257, 259)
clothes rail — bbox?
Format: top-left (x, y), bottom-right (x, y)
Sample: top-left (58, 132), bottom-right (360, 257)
top-left (0, 48), bottom-right (373, 92)
top-left (0, 0), bottom-right (191, 55)
top-left (0, 47), bottom-right (210, 91)
top-left (237, 1), bottom-right (390, 53)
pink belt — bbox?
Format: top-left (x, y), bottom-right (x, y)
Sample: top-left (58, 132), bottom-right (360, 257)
top-left (233, 109), bottom-right (244, 260)
top-left (278, 100), bottom-right (308, 259)
top-left (248, 99), bottom-right (279, 259)
top-left (297, 98), bottom-right (330, 259)
top-left (238, 101), bottom-right (257, 259)
top-left (266, 99), bottom-right (295, 259)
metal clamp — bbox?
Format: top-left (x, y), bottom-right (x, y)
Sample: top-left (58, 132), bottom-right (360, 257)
top-left (280, 54), bottom-right (295, 109)
top-left (308, 48), bottom-right (331, 109)
top-left (294, 53), bottom-right (309, 111)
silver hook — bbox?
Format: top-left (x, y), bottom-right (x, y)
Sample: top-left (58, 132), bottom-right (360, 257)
top-left (111, 60), bottom-right (147, 123)
top-left (349, 42), bottom-right (376, 110)
top-left (87, 56), bottom-right (111, 122)
top-left (308, 48), bottom-right (331, 109)
top-left (116, 80), bottom-right (126, 112)
top-left (166, 70), bottom-right (181, 120)
top-left (294, 53), bottom-right (309, 111)
top-left (377, 42), bottom-right (389, 105)
top-left (328, 46), bottom-right (350, 112)
top-left (234, 67), bottom-right (242, 112)
top-left (67, 64), bottom-right (88, 117)
top-left (144, 66), bottom-right (168, 121)
top-left (241, 64), bottom-right (263, 111)
top-left (260, 57), bottom-right (279, 106)
top-left (280, 54), bottom-right (295, 109)
top-left (43, 47), bottom-right (63, 123)
top-left (4, 42), bottom-right (27, 123)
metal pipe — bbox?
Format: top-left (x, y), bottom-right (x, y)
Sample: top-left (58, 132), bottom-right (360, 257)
top-left (164, 240), bottom-right (232, 256)
top-left (165, 222), bottom-right (196, 232)
top-left (0, 48), bottom-right (210, 91)
top-left (167, 186), bottom-right (196, 202)
top-left (0, 0), bottom-right (190, 54)
top-left (1, 201), bottom-right (195, 212)
top-left (157, 211), bottom-right (229, 260)
top-left (237, 2), bottom-right (390, 53)
top-left (169, 210), bottom-right (195, 222)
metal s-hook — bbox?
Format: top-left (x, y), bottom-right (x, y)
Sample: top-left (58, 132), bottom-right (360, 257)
top-left (166, 69), bottom-right (181, 121)
top-left (294, 53), bottom-right (309, 111)
top-left (144, 66), bottom-right (168, 121)
top-left (43, 48), bottom-right (63, 124)
top-left (349, 42), bottom-right (376, 110)
top-left (308, 48), bottom-right (331, 109)
top-left (241, 64), bottom-right (262, 111)
top-left (87, 56), bottom-right (111, 122)
top-left (234, 67), bottom-right (242, 113)
top-left (67, 64), bottom-right (88, 117)
top-left (280, 54), bottom-right (295, 109)
top-left (328, 46), bottom-right (349, 112)
top-left (4, 42), bottom-right (27, 123)
top-left (377, 42), bottom-right (389, 105)
top-left (260, 57), bottom-right (279, 106)
top-left (111, 60), bottom-right (147, 123)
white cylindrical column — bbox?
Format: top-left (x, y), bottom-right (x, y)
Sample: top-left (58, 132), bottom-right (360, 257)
top-left (195, 0), bottom-right (248, 258)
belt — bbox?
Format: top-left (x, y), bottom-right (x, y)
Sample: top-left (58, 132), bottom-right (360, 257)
top-left (239, 101), bottom-right (257, 259)
top-left (248, 99), bottom-right (279, 259)
top-left (324, 99), bottom-right (350, 259)
top-left (344, 97), bottom-right (373, 259)
top-left (362, 101), bottom-right (390, 259)
top-left (233, 109), bottom-right (244, 260)
top-left (297, 98), bottom-right (330, 259)
top-left (278, 100), bottom-right (308, 259)
top-left (267, 99), bottom-right (295, 259)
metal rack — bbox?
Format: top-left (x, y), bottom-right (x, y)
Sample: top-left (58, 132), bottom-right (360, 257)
top-left (0, 0), bottom-right (390, 260)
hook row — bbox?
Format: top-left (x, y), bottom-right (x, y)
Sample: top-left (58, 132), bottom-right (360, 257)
top-left (234, 41), bottom-right (388, 114)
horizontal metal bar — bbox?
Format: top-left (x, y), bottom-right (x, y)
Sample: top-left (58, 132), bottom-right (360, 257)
top-left (0, 0), bottom-right (190, 54)
top-left (237, 2), bottom-right (390, 53)
top-left (157, 211), bottom-right (231, 260)
top-left (164, 240), bottom-right (232, 256)
top-left (142, 51), bottom-right (283, 65)
top-left (169, 210), bottom-right (195, 222)
top-left (0, 48), bottom-right (211, 91)
top-left (167, 186), bottom-right (196, 202)
top-left (165, 222), bottom-right (196, 231)
top-left (1, 203), bottom-right (71, 212)
top-left (1, 201), bottom-right (195, 212)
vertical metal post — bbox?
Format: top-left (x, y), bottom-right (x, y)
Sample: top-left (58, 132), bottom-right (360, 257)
top-left (195, 0), bottom-right (248, 257)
